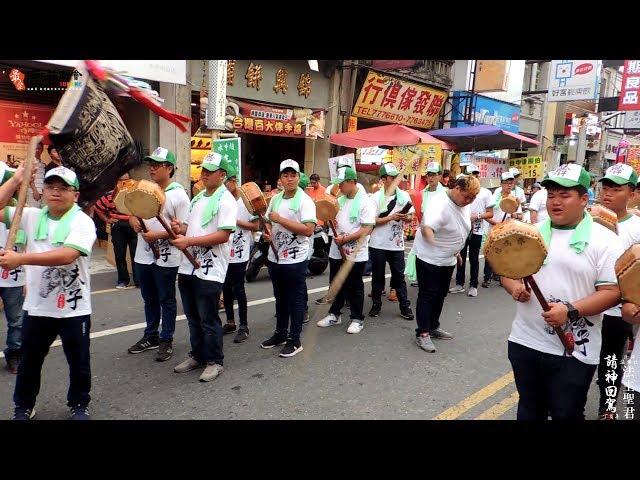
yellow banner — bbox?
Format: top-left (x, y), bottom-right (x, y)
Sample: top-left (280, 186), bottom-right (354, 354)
top-left (508, 156), bottom-right (544, 179)
top-left (392, 144), bottom-right (442, 174)
top-left (353, 70), bottom-right (448, 129)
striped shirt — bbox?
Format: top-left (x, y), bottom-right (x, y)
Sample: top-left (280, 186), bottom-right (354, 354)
top-left (95, 191), bottom-right (130, 221)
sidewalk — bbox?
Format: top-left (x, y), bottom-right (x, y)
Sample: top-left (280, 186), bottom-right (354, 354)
top-left (91, 241), bottom-right (118, 276)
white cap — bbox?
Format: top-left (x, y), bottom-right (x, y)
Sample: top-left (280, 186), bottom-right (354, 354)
top-left (44, 166), bottom-right (79, 189)
top-left (467, 163), bottom-right (480, 174)
top-left (501, 171), bottom-right (515, 181)
top-left (426, 161), bottom-right (442, 174)
top-left (456, 173), bottom-right (466, 180)
top-left (509, 167), bottom-right (521, 177)
top-left (280, 159), bottom-right (300, 173)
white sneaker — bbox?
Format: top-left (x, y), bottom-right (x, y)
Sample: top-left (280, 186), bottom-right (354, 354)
top-left (347, 321), bottom-right (364, 334)
top-left (317, 313), bottom-right (342, 327)
top-left (468, 287), bottom-right (478, 297)
top-left (449, 285), bottom-right (465, 294)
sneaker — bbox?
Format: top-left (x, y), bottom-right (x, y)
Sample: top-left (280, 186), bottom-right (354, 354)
top-left (492, 274), bottom-right (500, 282)
top-left (468, 287), bottom-right (478, 297)
top-left (410, 282), bottom-right (418, 288)
top-left (116, 282), bottom-right (128, 289)
top-left (347, 320), bottom-right (364, 334)
top-left (416, 334), bottom-right (436, 352)
top-left (369, 303), bottom-right (382, 317)
top-left (279, 339), bottom-right (304, 358)
top-left (69, 405), bottom-right (91, 420)
top-left (234, 327), bottom-right (249, 344)
top-left (303, 310), bottom-right (310, 324)
top-left (400, 306), bottom-right (414, 320)
top-left (315, 296), bottom-right (329, 305)
top-left (449, 285), bottom-right (465, 294)
top-left (317, 313), bottom-right (342, 327)
top-left (222, 323), bottom-right (237, 335)
top-left (174, 356), bottom-right (203, 373)
top-left (13, 407), bottom-right (35, 420)
top-left (200, 363), bottom-right (224, 382)
top-left (5, 351), bottom-right (20, 374)
top-left (387, 289), bottom-right (398, 302)
top-left (127, 336), bottom-right (159, 354)
top-left (155, 340), bottom-right (173, 362)
top-left (430, 328), bottom-right (454, 340)
top-left (260, 334), bottom-right (287, 349)
top-left (481, 280), bottom-right (491, 288)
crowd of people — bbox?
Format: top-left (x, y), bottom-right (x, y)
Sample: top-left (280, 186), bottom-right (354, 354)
top-left (1, 146), bottom-right (639, 422)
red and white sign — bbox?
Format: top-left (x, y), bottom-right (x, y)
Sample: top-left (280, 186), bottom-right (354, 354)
top-left (619, 60), bottom-right (640, 111)
top-left (472, 155), bottom-right (508, 179)
top-left (0, 100), bottom-right (54, 167)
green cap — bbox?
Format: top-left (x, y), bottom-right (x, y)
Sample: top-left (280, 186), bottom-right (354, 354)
top-left (426, 161), bottom-right (442, 174)
top-left (44, 166), bottom-right (80, 190)
top-left (225, 163), bottom-right (238, 180)
top-left (541, 164), bottom-right (591, 190)
top-left (145, 147), bottom-right (177, 167)
top-left (599, 163), bottom-right (638, 186)
top-left (201, 152), bottom-right (232, 174)
top-left (332, 166), bottom-right (357, 184)
top-left (379, 163), bottom-right (399, 177)
top-left (299, 173), bottom-right (310, 189)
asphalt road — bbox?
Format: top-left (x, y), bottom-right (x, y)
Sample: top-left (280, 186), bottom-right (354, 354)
top-left (0, 243), bottom-right (617, 420)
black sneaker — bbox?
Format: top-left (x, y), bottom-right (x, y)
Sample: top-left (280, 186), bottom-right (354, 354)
top-left (70, 405), bottom-right (91, 420)
top-left (369, 303), bottom-right (382, 317)
top-left (315, 296), bottom-right (329, 305)
top-left (260, 334), bottom-right (287, 349)
top-left (234, 327), bottom-right (249, 344)
top-left (13, 407), bottom-right (35, 420)
top-left (222, 323), bottom-right (237, 335)
top-left (127, 337), bottom-right (159, 354)
top-left (481, 280), bottom-right (491, 288)
top-left (279, 339), bottom-right (303, 358)
top-left (400, 306), bottom-right (415, 320)
top-left (155, 340), bottom-right (173, 362)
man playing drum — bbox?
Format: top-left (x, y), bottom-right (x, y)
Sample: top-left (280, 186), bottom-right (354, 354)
top-left (596, 164), bottom-right (640, 419)
top-left (261, 160), bottom-right (317, 358)
top-left (171, 153), bottom-right (238, 382)
top-left (127, 147), bottom-right (190, 363)
top-left (500, 164), bottom-right (623, 420)
top-left (368, 163), bottom-right (414, 320)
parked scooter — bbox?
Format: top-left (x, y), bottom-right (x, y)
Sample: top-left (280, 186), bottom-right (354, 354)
top-left (307, 225), bottom-right (330, 276)
top-left (245, 231), bottom-right (270, 282)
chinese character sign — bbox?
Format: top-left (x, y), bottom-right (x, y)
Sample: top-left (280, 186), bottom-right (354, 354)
top-left (619, 60), bottom-right (640, 111)
top-left (547, 60), bottom-right (600, 102)
top-left (473, 156), bottom-right (508, 179)
top-left (328, 154), bottom-right (355, 182)
top-left (508, 156), bottom-right (544, 179)
top-left (392, 144), bottom-right (443, 174)
top-left (213, 138), bottom-right (241, 183)
top-left (352, 70), bottom-right (448, 129)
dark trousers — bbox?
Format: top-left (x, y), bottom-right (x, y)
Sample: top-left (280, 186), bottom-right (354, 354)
top-left (14, 314), bottom-right (91, 409)
top-left (483, 256), bottom-right (493, 282)
top-left (137, 263), bottom-right (178, 342)
top-left (369, 247), bottom-right (410, 308)
top-left (508, 341), bottom-right (597, 420)
top-left (178, 274), bottom-right (224, 366)
top-left (111, 220), bottom-right (139, 285)
top-left (415, 258), bottom-right (454, 336)
top-left (223, 261), bottom-right (248, 327)
top-left (1, 286), bottom-right (24, 356)
top-left (456, 233), bottom-right (482, 288)
top-left (268, 260), bottom-right (308, 343)
top-left (328, 258), bottom-right (366, 321)
top-left (598, 314), bottom-right (633, 414)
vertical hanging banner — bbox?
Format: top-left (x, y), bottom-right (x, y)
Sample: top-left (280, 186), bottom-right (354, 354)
top-left (619, 60), bottom-right (640, 111)
top-left (213, 138), bottom-right (241, 183)
top-left (207, 60), bottom-right (228, 130)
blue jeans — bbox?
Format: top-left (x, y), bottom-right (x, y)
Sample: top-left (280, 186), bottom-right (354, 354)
top-left (137, 263), bottom-right (178, 342)
top-left (178, 274), bottom-right (224, 366)
top-left (1, 286), bottom-right (24, 356)
top-left (267, 260), bottom-right (308, 343)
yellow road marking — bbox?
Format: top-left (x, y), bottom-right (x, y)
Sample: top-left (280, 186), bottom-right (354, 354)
top-left (432, 371), bottom-right (515, 420)
top-left (474, 390), bottom-right (519, 420)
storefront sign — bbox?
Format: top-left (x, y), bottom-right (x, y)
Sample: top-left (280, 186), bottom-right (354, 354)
top-left (392, 144), bottom-right (442, 174)
top-left (604, 133), bottom-right (622, 161)
top-left (229, 98), bottom-right (325, 139)
top-left (547, 60), bottom-right (600, 102)
top-left (0, 100), bottom-right (54, 167)
top-left (508, 156), bottom-right (544, 179)
top-left (38, 60), bottom-right (187, 85)
top-left (213, 138), bottom-right (241, 183)
top-left (473, 156), bottom-right (509, 179)
top-left (451, 92), bottom-right (521, 133)
top-left (358, 147), bottom-right (387, 164)
top-left (207, 60), bottom-right (228, 130)
top-left (328, 154), bottom-right (355, 181)
top-left (352, 70), bottom-right (447, 129)
top-left (619, 60), bottom-right (640, 111)
top-left (347, 116), bottom-right (358, 132)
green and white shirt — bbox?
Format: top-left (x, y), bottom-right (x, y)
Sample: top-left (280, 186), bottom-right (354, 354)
top-left (329, 193), bottom-right (376, 263)
top-left (605, 214), bottom-right (640, 318)
top-left (267, 192), bottom-right (317, 265)
top-left (230, 198), bottom-right (257, 264)
top-left (369, 188), bottom-right (413, 251)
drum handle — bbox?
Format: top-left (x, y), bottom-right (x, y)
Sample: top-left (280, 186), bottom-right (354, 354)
top-left (524, 276), bottom-right (575, 354)
top-left (259, 217), bottom-right (279, 263)
top-left (137, 217), bottom-right (160, 260)
top-left (328, 220), bottom-right (346, 260)
top-left (155, 215), bottom-right (200, 269)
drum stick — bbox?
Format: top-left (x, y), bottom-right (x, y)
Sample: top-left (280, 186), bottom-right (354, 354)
top-left (6, 135), bottom-right (40, 251)
top-left (260, 217), bottom-right (280, 262)
top-left (524, 276), bottom-right (575, 354)
top-left (155, 215), bottom-right (201, 269)
top-left (329, 219), bottom-right (346, 260)
top-left (137, 217), bottom-right (160, 260)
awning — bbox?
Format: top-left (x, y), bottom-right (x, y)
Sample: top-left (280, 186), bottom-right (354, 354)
top-left (428, 125), bottom-right (539, 151)
top-left (330, 124), bottom-right (454, 149)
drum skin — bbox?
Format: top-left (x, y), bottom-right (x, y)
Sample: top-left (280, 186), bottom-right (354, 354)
top-left (239, 182), bottom-right (268, 216)
top-left (499, 195), bottom-right (519, 215)
top-left (113, 179), bottom-right (138, 215)
top-left (616, 244), bottom-right (640, 305)
top-left (588, 205), bottom-right (618, 234)
top-left (124, 179), bottom-right (166, 220)
top-left (315, 194), bottom-right (339, 223)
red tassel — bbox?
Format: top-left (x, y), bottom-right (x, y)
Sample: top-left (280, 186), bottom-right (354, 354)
top-left (128, 88), bottom-right (190, 132)
top-left (84, 60), bottom-right (108, 81)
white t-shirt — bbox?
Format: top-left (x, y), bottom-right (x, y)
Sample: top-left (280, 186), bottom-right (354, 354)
top-left (515, 185), bottom-right (526, 203)
top-left (529, 188), bottom-right (548, 223)
top-left (492, 188), bottom-right (523, 223)
top-left (369, 189), bottom-right (414, 251)
top-left (605, 214), bottom-right (640, 317)
top-left (329, 192), bottom-right (376, 262)
top-left (0, 214), bottom-right (25, 287)
top-left (178, 188), bottom-right (238, 283)
top-left (509, 222), bottom-right (623, 365)
top-left (414, 192), bottom-right (471, 267)
top-left (230, 198), bottom-right (257, 264)
top-left (469, 187), bottom-right (494, 236)
top-left (7, 206), bottom-right (96, 318)
top-left (134, 184), bottom-right (190, 268)
top-left (267, 191), bottom-right (317, 264)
